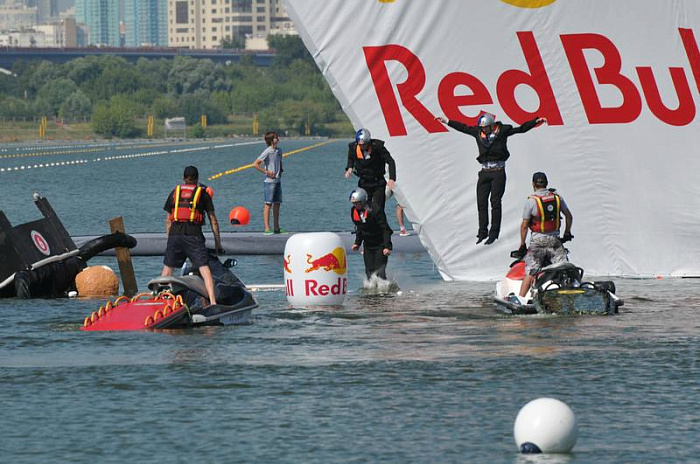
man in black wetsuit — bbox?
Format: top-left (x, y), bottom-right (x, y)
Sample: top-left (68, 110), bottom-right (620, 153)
top-left (345, 128), bottom-right (397, 214)
top-left (436, 112), bottom-right (547, 245)
top-left (349, 187), bottom-right (393, 280)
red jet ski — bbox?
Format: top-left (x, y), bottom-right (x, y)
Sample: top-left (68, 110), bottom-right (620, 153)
top-left (81, 254), bottom-right (257, 331)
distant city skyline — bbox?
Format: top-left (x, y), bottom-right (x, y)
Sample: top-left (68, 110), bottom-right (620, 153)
top-left (0, 0), bottom-right (296, 50)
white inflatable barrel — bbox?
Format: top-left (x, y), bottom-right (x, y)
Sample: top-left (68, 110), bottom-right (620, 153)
top-left (284, 232), bottom-right (347, 307)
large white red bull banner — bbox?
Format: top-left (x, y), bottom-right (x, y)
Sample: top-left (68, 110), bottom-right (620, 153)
top-left (284, 0), bottom-right (700, 280)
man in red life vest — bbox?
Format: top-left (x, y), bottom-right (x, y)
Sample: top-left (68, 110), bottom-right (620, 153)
top-left (518, 171), bottom-right (574, 298)
top-left (349, 187), bottom-right (393, 280)
top-left (161, 166), bottom-right (223, 305)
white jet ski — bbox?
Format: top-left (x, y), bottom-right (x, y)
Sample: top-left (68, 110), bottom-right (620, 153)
top-left (494, 257), bottom-right (623, 315)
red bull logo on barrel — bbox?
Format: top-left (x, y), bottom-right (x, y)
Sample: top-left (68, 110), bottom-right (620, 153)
top-left (305, 247), bottom-right (347, 274)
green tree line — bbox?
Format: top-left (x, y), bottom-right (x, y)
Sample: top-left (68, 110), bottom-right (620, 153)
top-left (0, 36), bottom-right (352, 138)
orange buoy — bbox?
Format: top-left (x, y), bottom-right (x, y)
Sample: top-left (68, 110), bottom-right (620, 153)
top-left (229, 206), bottom-right (250, 225)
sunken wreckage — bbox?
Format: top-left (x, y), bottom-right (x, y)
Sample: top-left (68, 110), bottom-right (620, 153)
top-left (0, 193), bottom-right (135, 299)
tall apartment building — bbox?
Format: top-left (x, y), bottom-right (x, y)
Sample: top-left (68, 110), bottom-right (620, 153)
top-left (168, 0), bottom-right (294, 50)
top-left (0, 4), bottom-right (38, 31)
top-left (124, 0), bottom-right (168, 47)
top-left (75, 0), bottom-right (120, 46)
top-left (27, 0), bottom-right (57, 23)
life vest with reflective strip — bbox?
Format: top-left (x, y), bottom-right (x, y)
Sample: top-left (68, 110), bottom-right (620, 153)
top-left (169, 184), bottom-right (204, 224)
top-left (529, 193), bottom-right (560, 233)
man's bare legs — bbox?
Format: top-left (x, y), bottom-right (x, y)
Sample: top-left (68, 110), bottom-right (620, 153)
top-left (263, 203), bottom-right (271, 232)
top-left (198, 265), bottom-right (217, 306)
top-left (272, 202), bottom-right (280, 232)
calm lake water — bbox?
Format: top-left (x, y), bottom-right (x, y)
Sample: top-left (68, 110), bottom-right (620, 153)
top-left (1, 139), bottom-right (698, 463)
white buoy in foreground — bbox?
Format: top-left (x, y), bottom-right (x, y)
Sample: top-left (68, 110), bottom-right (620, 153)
top-left (284, 232), bottom-right (347, 307)
top-left (514, 397), bottom-right (578, 454)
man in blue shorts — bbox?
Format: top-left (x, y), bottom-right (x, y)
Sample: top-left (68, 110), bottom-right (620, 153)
top-left (162, 166), bottom-right (222, 305)
top-left (253, 131), bottom-right (284, 235)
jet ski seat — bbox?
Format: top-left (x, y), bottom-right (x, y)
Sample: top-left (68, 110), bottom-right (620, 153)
top-left (148, 275), bottom-right (209, 298)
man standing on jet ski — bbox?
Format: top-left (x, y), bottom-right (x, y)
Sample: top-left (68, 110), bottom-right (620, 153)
top-left (349, 187), bottom-right (393, 280)
top-left (518, 172), bottom-right (573, 298)
top-left (345, 128), bottom-right (396, 214)
top-left (161, 166), bottom-right (222, 306)
top-left (436, 112), bottom-right (547, 245)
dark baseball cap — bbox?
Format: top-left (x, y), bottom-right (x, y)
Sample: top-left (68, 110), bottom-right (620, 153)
top-left (532, 171), bottom-right (548, 185)
top-left (183, 166), bottom-right (199, 179)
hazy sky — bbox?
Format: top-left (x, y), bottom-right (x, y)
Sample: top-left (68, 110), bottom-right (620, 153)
top-left (57, 0), bottom-right (73, 12)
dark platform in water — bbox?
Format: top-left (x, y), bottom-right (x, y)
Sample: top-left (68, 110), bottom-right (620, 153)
top-left (72, 231), bottom-right (426, 256)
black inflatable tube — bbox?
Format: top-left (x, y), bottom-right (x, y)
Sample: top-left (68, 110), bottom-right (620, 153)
top-left (77, 232), bottom-right (137, 261)
top-left (72, 232), bottom-right (426, 256)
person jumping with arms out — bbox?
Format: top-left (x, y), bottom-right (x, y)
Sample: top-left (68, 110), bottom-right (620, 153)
top-left (162, 166), bottom-right (222, 306)
top-left (518, 171), bottom-right (573, 300)
top-left (436, 112), bottom-right (547, 245)
top-left (345, 128), bottom-right (396, 215)
top-left (253, 131), bottom-right (285, 235)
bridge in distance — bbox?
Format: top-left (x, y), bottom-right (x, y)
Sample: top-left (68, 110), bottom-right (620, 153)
top-left (0, 46), bottom-right (275, 69)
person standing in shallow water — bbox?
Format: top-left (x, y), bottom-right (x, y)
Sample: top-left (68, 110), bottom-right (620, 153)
top-left (349, 187), bottom-right (393, 280)
top-left (436, 112), bottom-right (547, 245)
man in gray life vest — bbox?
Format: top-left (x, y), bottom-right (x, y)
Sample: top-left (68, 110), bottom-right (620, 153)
top-left (518, 172), bottom-right (573, 298)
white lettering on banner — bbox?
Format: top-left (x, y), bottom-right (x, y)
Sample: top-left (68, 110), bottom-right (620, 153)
top-left (364, 29), bottom-right (700, 134)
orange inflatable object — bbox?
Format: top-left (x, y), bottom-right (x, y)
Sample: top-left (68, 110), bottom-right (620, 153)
top-left (229, 206), bottom-right (250, 225)
top-left (75, 266), bottom-right (119, 298)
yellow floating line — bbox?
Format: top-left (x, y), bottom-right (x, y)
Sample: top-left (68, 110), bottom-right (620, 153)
top-left (208, 140), bottom-right (332, 181)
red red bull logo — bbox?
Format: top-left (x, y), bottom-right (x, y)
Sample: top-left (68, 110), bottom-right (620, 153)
top-left (284, 254), bottom-right (292, 274)
top-left (285, 277), bottom-right (347, 297)
top-left (305, 247), bottom-right (347, 275)
top-left (364, 28), bottom-right (700, 132)
top-left (305, 277), bottom-right (347, 297)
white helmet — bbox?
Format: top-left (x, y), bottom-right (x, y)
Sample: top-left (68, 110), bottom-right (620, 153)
top-left (349, 188), bottom-right (368, 203)
top-left (477, 112), bottom-right (496, 127)
top-left (355, 128), bottom-right (371, 145)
